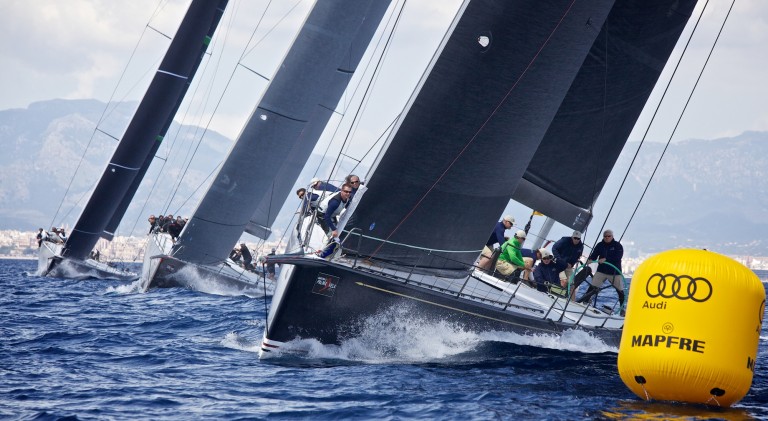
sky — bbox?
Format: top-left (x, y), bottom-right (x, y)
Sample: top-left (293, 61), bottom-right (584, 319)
top-left (2, 0), bottom-right (767, 247)
top-left (2, 0), bottom-right (767, 143)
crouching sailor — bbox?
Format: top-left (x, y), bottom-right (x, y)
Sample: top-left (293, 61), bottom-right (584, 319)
top-left (496, 230), bottom-right (528, 282)
top-left (316, 183), bottom-right (353, 258)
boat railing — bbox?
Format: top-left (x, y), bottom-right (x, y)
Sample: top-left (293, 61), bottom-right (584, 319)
top-left (340, 229), bottom-right (478, 278)
top-left (339, 230), bottom-right (547, 310)
top-left (335, 229), bottom-right (623, 327)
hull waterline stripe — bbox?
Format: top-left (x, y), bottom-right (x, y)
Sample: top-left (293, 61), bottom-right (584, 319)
top-left (354, 281), bottom-right (556, 333)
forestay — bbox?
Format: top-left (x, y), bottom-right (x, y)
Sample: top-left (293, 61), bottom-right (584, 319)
top-left (61, 0), bottom-right (229, 261)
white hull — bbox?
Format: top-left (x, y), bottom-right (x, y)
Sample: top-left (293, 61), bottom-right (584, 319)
top-left (36, 241), bottom-right (138, 281)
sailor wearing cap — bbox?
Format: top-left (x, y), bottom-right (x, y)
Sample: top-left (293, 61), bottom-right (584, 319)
top-left (478, 215), bottom-right (515, 272)
top-left (552, 230), bottom-right (584, 282)
top-left (310, 177), bottom-right (339, 193)
top-left (532, 248), bottom-right (567, 293)
top-left (495, 229), bottom-right (527, 280)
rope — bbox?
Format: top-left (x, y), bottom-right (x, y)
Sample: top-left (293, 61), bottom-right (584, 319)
top-left (50, 1), bottom-right (168, 229)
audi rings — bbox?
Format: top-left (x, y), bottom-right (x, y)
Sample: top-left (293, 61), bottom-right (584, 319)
top-left (645, 273), bottom-right (713, 302)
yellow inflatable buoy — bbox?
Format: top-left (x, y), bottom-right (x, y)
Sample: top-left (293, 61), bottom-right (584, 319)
top-left (618, 249), bottom-right (765, 407)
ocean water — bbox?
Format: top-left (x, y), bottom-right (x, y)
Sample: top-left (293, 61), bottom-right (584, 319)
top-left (2, 258), bottom-right (767, 420)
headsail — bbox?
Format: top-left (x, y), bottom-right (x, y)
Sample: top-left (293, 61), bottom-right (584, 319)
top-left (173, 0), bottom-right (392, 264)
top-left (511, 0), bottom-right (698, 231)
top-left (61, 0), bottom-right (229, 261)
top-left (344, 0), bottom-right (615, 272)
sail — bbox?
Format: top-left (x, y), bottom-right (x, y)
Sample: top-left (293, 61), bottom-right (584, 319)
top-left (243, 0), bottom-right (392, 238)
top-left (511, 0), bottom-right (698, 231)
top-left (103, 2), bottom-right (229, 240)
top-left (173, 0), bottom-right (392, 264)
top-left (61, 0), bottom-right (229, 261)
top-left (344, 0), bottom-right (615, 272)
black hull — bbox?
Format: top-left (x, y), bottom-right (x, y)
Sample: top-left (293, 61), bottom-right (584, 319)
top-left (263, 259), bottom-right (622, 354)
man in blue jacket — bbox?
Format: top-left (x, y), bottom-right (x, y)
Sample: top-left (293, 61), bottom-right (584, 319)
top-left (582, 229), bottom-right (625, 315)
top-left (552, 230), bottom-right (584, 299)
top-left (532, 249), bottom-right (567, 293)
top-left (478, 215), bottom-right (514, 271)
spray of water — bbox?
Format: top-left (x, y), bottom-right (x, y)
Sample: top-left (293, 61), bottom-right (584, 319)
top-left (252, 302), bottom-right (617, 363)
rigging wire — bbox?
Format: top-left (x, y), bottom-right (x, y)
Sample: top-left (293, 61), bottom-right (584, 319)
top-left (272, 0), bottom-right (408, 251)
top-left (322, 0), bottom-right (408, 189)
top-left (584, 0), bottom-right (714, 245)
top-left (127, 1), bottom-right (237, 236)
top-left (311, 0), bottom-right (407, 180)
top-left (50, 0), bottom-right (170, 230)
top-left (618, 0), bottom-right (734, 243)
top-left (162, 0), bottom-right (305, 215)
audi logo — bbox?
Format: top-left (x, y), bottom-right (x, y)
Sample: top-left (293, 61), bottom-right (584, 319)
top-left (645, 273), bottom-right (713, 302)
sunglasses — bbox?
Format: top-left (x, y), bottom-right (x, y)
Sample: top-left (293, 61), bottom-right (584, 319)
top-left (350, 180), bottom-right (360, 184)
top-left (604, 235), bottom-right (613, 238)
top-left (341, 190), bottom-right (352, 193)
top-left (542, 256), bottom-right (552, 260)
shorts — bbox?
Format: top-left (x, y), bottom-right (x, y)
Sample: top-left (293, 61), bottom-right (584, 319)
top-left (496, 259), bottom-right (522, 276)
top-left (590, 271), bottom-right (624, 291)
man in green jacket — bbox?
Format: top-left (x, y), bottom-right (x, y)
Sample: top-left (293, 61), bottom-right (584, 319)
top-left (496, 230), bottom-right (527, 279)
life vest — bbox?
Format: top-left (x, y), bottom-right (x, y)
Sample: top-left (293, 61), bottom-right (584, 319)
top-left (318, 190), bottom-right (347, 218)
top-left (308, 188), bottom-right (323, 209)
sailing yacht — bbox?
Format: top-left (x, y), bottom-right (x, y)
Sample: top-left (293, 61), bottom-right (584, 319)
top-left (260, 0), bottom-right (697, 357)
top-left (140, 0), bottom-right (393, 296)
top-left (38, 0), bottom-right (229, 281)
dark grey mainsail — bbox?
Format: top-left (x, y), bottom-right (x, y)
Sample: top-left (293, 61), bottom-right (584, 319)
top-left (344, 0), bottom-right (615, 271)
top-left (173, 0), bottom-right (391, 264)
top-left (103, 2), bottom-right (229, 240)
top-left (244, 0), bottom-right (391, 239)
top-left (511, 0), bottom-right (698, 231)
top-left (61, 0), bottom-right (229, 261)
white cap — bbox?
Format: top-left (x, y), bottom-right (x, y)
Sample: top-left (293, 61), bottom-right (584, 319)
top-left (572, 230), bottom-right (582, 239)
top-left (502, 215), bottom-right (515, 224)
top-left (310, 177), bottom-right (321, 185)
top-left (539, 248), bottom-right (553, 259)
top-left (515, 230), bottom-right (526, 239)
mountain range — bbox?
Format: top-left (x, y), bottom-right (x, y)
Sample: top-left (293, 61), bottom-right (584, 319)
top-left (1, 99), bottom-right (765, 256)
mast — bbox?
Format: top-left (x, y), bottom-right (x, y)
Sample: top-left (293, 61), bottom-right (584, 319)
top-left (61, 0), bottom-right (229, 261)
top-left (172, 0), bottom-right (392, 265)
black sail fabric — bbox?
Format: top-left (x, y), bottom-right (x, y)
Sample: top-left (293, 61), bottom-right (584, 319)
top-left (173, 0), bottom-right (391, 264)
top-left (61, 0), bottom-right (229, 261)
top-left (344, 0), bottom-right (615, 272)
top-left (244, 0), bottom-right (392, 239)
top-left (103, 1), bottom-right (229, 241)
top-left (511, 0), bottom-right (698, 231)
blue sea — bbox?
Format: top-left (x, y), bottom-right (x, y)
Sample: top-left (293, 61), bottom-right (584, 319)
top-left (2, 258), bottom-right (767, 420)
